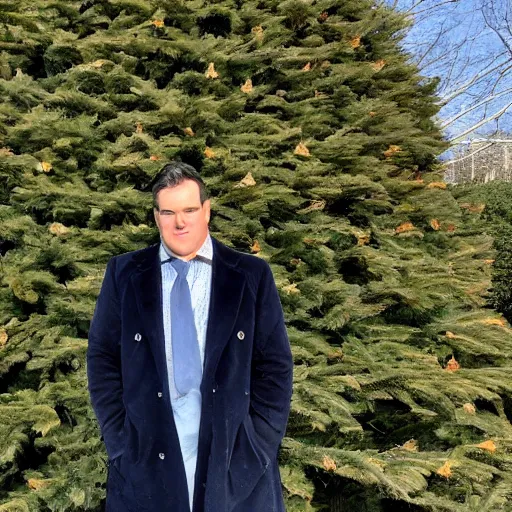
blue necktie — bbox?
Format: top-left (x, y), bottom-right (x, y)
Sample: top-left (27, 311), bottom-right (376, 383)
top-left (170, 259), bottom-right (202, 396)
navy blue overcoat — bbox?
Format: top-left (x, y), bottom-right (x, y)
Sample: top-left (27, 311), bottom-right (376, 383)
top-left (87, 237), bottom-right (293, 512)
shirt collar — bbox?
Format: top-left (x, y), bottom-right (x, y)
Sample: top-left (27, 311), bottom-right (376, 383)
top-left (159, 233), bottom-right (213, 264)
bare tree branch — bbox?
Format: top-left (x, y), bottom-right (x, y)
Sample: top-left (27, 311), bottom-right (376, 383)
top-left (389, 0), bottom-right (512, 142)
top-left (441, 88), bottom-right (512, 128)
top-left (482, 4), bottom-right (512, 56)
top-left (406, 0), bottom-right (459, 16)
top-left (441, 59), bottom-right (512, 104)
top-left (444, 142), bottom-right (494, 164)
top-left (449, 101), bottom-right (512, 142)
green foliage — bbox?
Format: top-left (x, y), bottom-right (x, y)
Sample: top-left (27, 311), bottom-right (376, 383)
top-left (452, 182), bottom-right (512, 324)
top-left (491, 225), bottom-right (512, 322)
top-left (43, 46), bottom-right (84, 77)
top-left (279, 0), bottom-right (314, 31)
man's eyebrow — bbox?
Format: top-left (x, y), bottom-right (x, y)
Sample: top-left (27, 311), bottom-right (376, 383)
top-left (159, 206), bottom-right (200, 212)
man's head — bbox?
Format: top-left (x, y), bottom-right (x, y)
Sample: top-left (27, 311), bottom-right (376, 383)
top-left (152, 162), bottom-right (211, 261)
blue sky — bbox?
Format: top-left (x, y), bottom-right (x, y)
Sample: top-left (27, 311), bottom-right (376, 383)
top-left (385, 0), bottom-right (512, 145)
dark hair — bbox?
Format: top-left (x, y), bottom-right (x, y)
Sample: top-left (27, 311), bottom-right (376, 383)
top-left (152, 161), bottom-right (209, 209)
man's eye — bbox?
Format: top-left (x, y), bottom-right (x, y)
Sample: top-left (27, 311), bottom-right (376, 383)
top-left (160, 210), bottom-right (174, 215)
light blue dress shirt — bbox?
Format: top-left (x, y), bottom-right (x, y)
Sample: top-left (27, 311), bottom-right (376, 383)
top-left (159, 234), bottom-right (213, 511)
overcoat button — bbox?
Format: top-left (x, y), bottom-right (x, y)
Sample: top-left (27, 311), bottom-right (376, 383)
top-left (157, 392), bottom-right (163, 398)
top-left (237, 331), bottom-right (245, 340)
top-left (159, 453), bottom-right (165, 460)
top-left (134, 333), bottom-right (142, 342)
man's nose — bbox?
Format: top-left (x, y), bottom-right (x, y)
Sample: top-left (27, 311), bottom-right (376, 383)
top-left (175, 213), bottom-right (185, 229)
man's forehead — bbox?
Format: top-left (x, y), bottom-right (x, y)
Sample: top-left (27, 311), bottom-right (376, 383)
top-left (159, 181), bottom-right (201, 199)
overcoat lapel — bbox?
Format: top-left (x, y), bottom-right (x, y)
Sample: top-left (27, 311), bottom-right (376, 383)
top-left (202, 238), bottom-right (246, 385)
top-left (130, 244), bottom-right (169, 389)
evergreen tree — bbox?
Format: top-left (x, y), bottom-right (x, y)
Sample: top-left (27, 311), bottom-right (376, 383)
top-left (1, 1), bottom-right (512, 511)
top-left (452, 182), bottom-right (512, 325)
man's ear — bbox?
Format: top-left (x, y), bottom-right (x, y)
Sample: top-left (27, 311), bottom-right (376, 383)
top-left (154, 208), bottom-right (160, 229)
top-left (203, 199), bottom-right (211, 223)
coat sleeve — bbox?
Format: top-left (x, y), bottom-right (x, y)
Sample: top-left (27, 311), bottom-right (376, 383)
top-left (250, 261), bottom-right (293, 459)
top-left (87, 257), bottom-right (126, 461)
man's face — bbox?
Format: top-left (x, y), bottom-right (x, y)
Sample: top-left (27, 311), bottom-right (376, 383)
top-left (154, 180), bottom-right (211, 261)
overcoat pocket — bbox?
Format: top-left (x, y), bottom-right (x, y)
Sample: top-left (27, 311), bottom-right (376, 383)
top-left (227, 414), bottom-right (270, 507)
top-left (106, 455), bottom-right (144, 512)
top-left (107, 455), bottom-right (126, 491)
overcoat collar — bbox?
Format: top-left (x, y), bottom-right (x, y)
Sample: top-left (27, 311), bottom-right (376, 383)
top-left (129, 237), bottom-right (246, 389)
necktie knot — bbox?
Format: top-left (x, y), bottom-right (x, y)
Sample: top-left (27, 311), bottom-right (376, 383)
top-left (171, 258), bottom-right (190, 278)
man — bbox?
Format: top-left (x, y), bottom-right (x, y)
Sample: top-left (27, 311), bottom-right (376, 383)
top-left (87, 161), bottom-right (293, 512)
